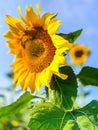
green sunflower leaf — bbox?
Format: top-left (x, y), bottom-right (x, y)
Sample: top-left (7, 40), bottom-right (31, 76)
top-left (49, 66), bottom-right (78, 111)
top-left (57, 29), bottom-right (83, 43)
top-left (77, 66), bottom-right (98, 86)
top-left (63, 100), bottom-right (98, 130)
top-left (0, 92), bottom-right (36, 119)
top-left (28, 101), bottom-right (65, 130)
top-left (28, 100), bottom-right (98, 130)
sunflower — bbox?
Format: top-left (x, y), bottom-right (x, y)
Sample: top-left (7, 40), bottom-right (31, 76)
top-left (4, 4), bottom-right (72, 92)
top-left (69, 43), bottom-right (90, 65)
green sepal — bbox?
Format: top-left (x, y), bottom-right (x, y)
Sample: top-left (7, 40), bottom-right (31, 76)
top-left (51, 12), bottom-right (58, 20)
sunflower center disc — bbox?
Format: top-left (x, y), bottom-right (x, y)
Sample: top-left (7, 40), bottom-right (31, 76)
top-left (75, 50), bottom-right (83, 57)
top-left (23, 28), bottom-right (56, 73)
top-left (25, 39), bottom-right (45, 59)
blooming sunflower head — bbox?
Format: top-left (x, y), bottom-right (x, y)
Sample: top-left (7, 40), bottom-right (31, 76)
top-left (4, 4), bottom-right (72, 93)
top-left (69, 43), bottom-right (90, 65)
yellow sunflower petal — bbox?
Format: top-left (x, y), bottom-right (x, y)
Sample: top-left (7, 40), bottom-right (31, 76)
top-left (35, 73), bottom-right (41, 91)
top-left (5, 15), bottom-right (25, 31)
top-left (50, 55), bottom-right (67, 79)
top-left (23, 73), bottom-right (33, 90)
top-left (18, 6), bottom-right (28, 25)
top-left (11, 59), bottom-right (23, 71)
top-left (16, 70), bottom-right (28, 87)
top-left (51, 35), bottom-right (72, 49)
top-left (25, 6), bottom-right (36, 20)
top-left (41, 13), bottom-right (55, 30)
top-left (48, 19), bottom-right (60, 35)
top-left (20, 80), bottom-right (25, 91)
top-left (13, 69), bottom-right (26, 85)
top-left (29, 74), bottom-right (36, 93)
top-left (39, 69), bottom-right (52, 88)
top-left (3, 31), bottom-right (18, 39)
top-left (50, 59), bottom-right (59, 72)
top-left (54, 55), bottom-right (67, 65)
top-left (54, 72), bottom-right (68, 80)
top-left (36, 4), bottom-right (41, 16)
top-left (7, 40), bottom-right (21, 54)
top-left (7, 25), bottom-right (20, 35)
top-left (25, 5), bottom-right (40, 26)
top-left (56, 47), bottom-right (69, 55)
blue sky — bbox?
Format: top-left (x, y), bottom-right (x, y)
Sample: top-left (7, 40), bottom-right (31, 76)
top-left (0, 0), bottom-right (98, 104)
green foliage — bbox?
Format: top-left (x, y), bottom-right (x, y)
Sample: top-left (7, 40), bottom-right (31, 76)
top-left (49, 66), bottom-right (77, 111)
top-left (63, 100), bottom-right (98, 130)
top-left (57, 29), bottom-right (83, 43)
top-left (0, 92), bottom-right (34, 119)
top-left (77, 66), bottom-right (98, 86)
top-left (29, 98), bottom-right (98, 130)
top-left (29, 101), bottom-right (65, 130)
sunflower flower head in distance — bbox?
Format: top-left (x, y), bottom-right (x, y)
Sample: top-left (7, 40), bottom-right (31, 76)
top-left (69, 43), bottom-right (90, 65)
top-left (4, 4), bottom-right (72, 93)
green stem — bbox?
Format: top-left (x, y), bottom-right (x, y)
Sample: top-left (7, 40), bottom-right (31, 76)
top-left (79, 84), bottom-right (85, 107)
top-left (77, 65), bottom-right (85, 107)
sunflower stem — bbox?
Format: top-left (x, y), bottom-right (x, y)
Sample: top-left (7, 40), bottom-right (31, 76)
top-left (77, 65), bottom-right (85, 107)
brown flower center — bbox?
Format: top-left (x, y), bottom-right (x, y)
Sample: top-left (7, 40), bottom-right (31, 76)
top-left (22, 28), bottom-right (56, 73)
top-left (25, 39), bottom-right (45, 59)
top-left (74, 50), bottom-right (83, 57)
